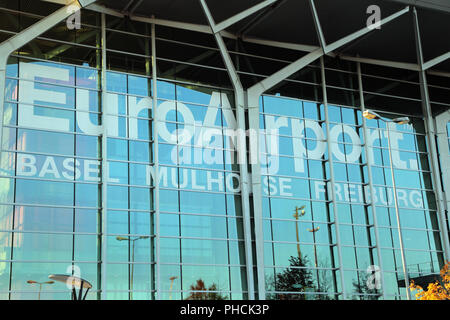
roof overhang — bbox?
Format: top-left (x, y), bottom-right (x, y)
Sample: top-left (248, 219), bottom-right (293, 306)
top-left (389, 0), bottom-right (450, 13)
top-left (39, 0), bottom-right (450, 77)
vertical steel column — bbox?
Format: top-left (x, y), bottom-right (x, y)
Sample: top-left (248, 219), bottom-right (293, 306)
top-left (385, 120), bottom-right (411, 300)
top-left (151, 18), bottom-right (162, 300)
top-left (412, 7), bottom-right (450, 262)
top-left (100, 12), bottom-right (108, 300)
top-left (247, 92), bottom-right (265, 299)
top-left (319, 57), bottom-right (347, 299)
top-left (356, 62), bottom-right (387, 299)
top-left (198, 0), bottom-right (256, 299)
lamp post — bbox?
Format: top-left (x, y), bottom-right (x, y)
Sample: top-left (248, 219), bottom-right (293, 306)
top-left (169, 276), bottom-right (178, 300)
top-left (308, 226), bottom-right (321, 294)
top-left (363, 109), bottom-right (411, 300)
top-left (26, 280), bottom-right (54, 300)
top-left (293, 206), bottom-right (306, 259)
top-left (307, 227), bottom-right (320, 268)
top-left (116, 235), bottom-right (150, 300)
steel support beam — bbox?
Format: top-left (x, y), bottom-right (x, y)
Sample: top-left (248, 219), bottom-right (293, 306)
top-left (212, 0), bottom-right (278, 34)
top-left (247, 6), bottom-right (410, 98)
top-left (308, 0), bottom-right (326, 51)
top-left (309, 4), bottom-right (410, 55)
top-left (129, 0), bottom-right (144, 15)
top-left (238, 0), bottom-right (287, 37)
top-left (246, 90), bottom-right (265, 300)
top-left (199, 0), bottom-right (256, 299)
top-left (423, 52), bottom-right (450, 71)
top-left (412, 7), bottom-right (450, 262)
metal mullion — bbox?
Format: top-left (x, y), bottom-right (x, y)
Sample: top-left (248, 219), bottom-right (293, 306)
top-left (155, 56), bottom-right (227, 73)
top-left (4, 175), bottom-right (100, 185)
top-left (220, 91), bottom-right (235, 299)
top-left (100, 12), bottom-right (108, 300)
top-left (160, 262), bottom-right (246, 268)
top-left (0, 202), bottom-right (99, 210)
top-left (0, 28), bottom-right (100, 51)
top-left (0, 229), bottom-right (99, 236)
top-left (5, 124), bottom-right (100, 137)
top-left (7, 80), bottom-right (19, 301)
top-left (362, 90), bottom-right (422, 103)
top-left (125, 70), bottom-right (132, 300)
top-left (173, 61), bottom-right (184, 301)
top-left (10, 100), bottom-right (101, 115)
top-left (320, 57), bottom-right (347, 299)
top-left (162, 163), bottom-right (240, 174)
top-left (149, 20), bottom-right (161, 299)
top-left (262, 97), bottom-right (278, 292)
top-left (108, 158), bottom-right (154, 166)
top-left (264, 217), bottom-right (332, 225)
top-left (107, 208), bottom-right (154, 213)
top-left (9, 53), bottom-right (98, 71)
top-left (72, 68), bottom-right (78, 278)
top-left (156, 76), bottom-right (232, 92)
top-left (160, 235), bottom-right (244, 242)
top-left (8, 76), bottom-right (100, 92)
top-left (159, 187), bottom-right (240, 196)
top-left (0, 6), bottom-right (100, 30)
top-left (161, 210), bottom-right (243, 219)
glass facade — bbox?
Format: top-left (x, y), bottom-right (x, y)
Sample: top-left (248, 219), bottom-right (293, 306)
top-left (260, 95), bottom-right (443, 300)
top-left (0, 1), bottom-right (449, 300)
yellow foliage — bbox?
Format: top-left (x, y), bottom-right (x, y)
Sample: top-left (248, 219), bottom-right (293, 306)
top-left (409, 262), bottom-right (450, 300)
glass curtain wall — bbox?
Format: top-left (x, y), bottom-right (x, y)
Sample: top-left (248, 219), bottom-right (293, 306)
top-left (0, 1), bottom-right (448, 300)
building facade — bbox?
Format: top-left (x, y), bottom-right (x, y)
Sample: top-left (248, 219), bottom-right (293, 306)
top-left (0, 0), bottom-right (449, 300)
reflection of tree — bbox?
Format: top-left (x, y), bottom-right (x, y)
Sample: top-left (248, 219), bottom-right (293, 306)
top-left (265, 203), bottom-right (336, 299)
top-left (315, 258), bottom-right (332, 300)
top-left (352, 272), bottom-right (381, 300)
top-left (185, 279), bottom-right (227, 300)
top-left (267, 255), bottom-right (332, 300)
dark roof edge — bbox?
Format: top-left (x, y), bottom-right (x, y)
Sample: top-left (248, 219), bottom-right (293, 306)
top-left (388, 0), bottom-right (450, 13)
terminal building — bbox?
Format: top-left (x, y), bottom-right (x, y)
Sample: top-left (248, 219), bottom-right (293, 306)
top-left (0, 0), bottom-right (449, 300)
